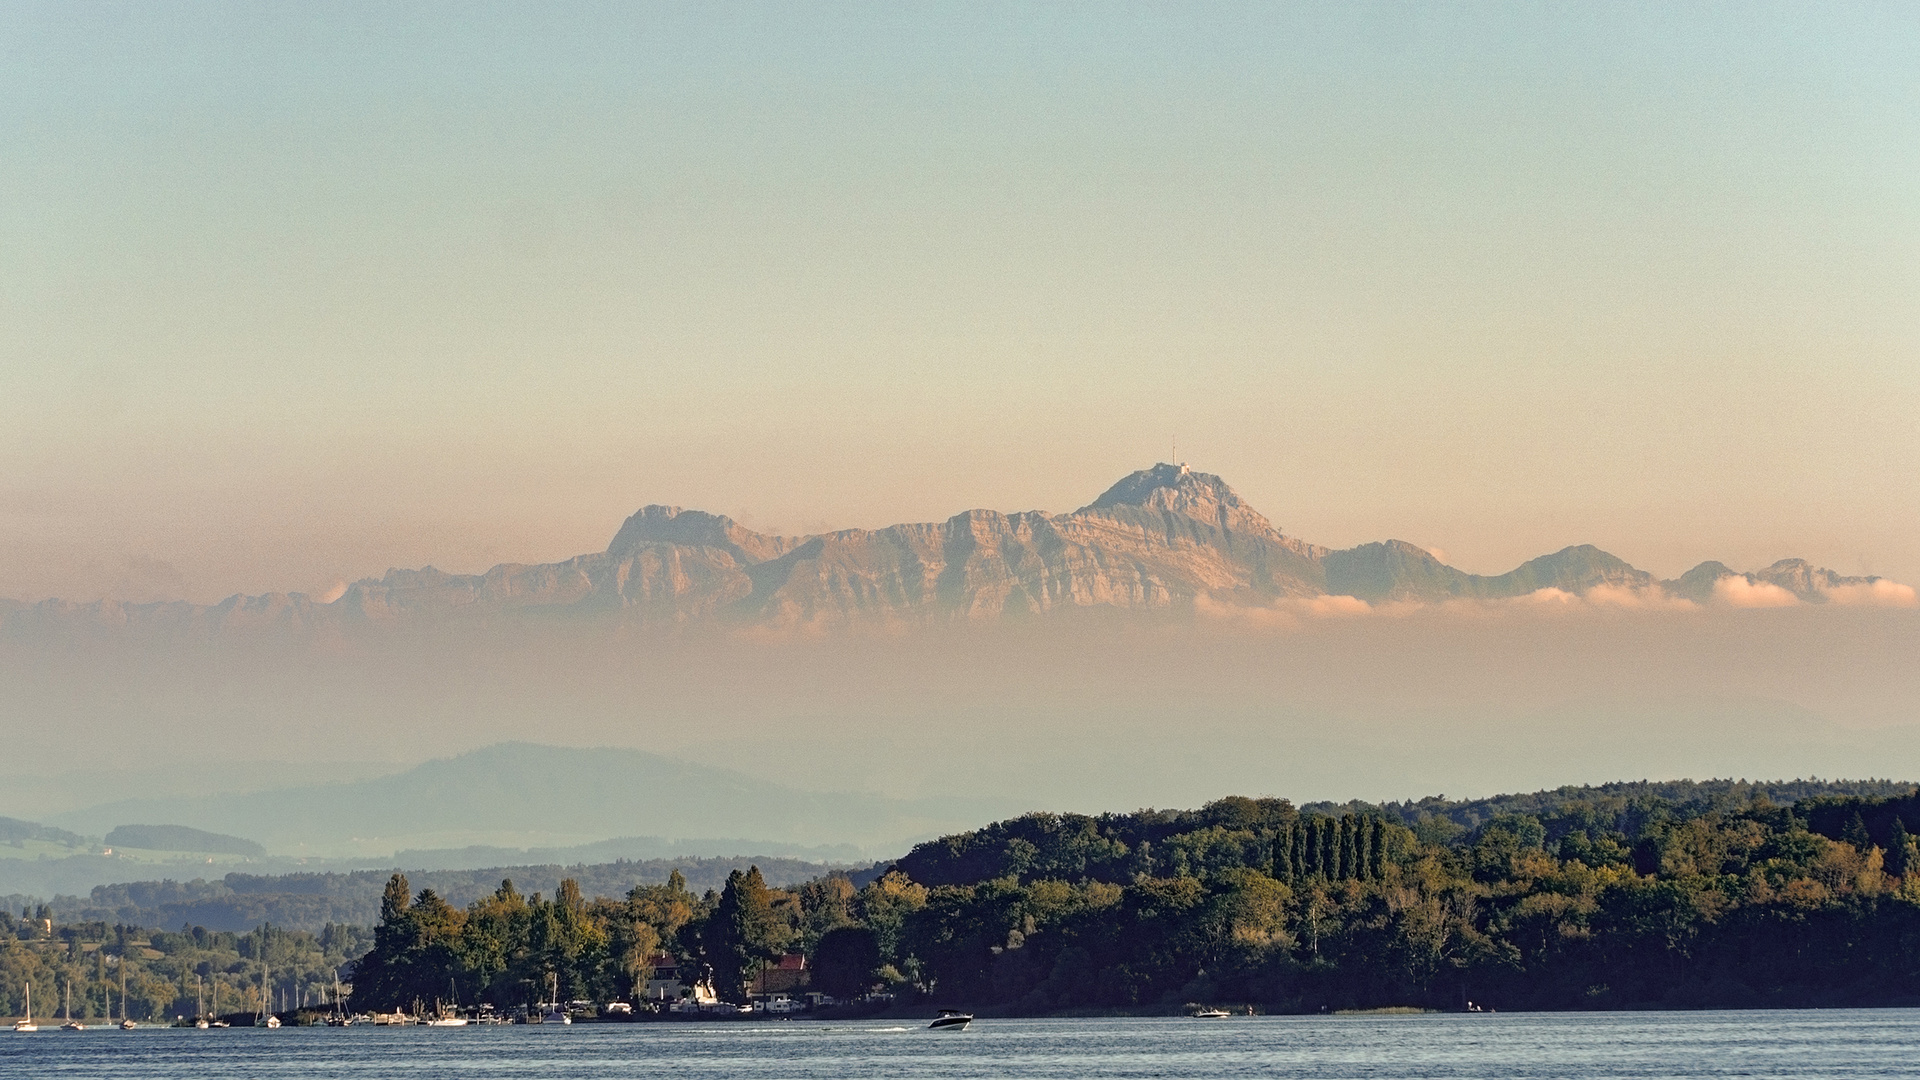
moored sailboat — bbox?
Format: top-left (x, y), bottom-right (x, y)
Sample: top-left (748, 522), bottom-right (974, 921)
top-left (120, 964), bottom-right (137, 1029)
top-left (537, 972), bottom-right (570, 1025)
top-left (12, 982), bottom-right (36, 1032)
top-left (425, 979), bottom-right (469, 1025)
top-left (60, 981), bottom-right (84, 1030)
top-left (255, 956), bottom-right (280, 1027)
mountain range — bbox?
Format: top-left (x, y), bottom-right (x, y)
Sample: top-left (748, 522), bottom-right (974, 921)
top-left (0, 464), bottom-right (1901, 635)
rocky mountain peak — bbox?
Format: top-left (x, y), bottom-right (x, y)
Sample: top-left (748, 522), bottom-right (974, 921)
top-left (1077, 464), bottom-right (1281, 536)
top-left (606, 505), bottom-right (793, 563)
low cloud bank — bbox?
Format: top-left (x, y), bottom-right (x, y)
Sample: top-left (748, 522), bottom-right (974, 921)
top-left (1713, 576), bottom-right (1801, 608)
top-left (1826, 580), bottom-right (1919, 608)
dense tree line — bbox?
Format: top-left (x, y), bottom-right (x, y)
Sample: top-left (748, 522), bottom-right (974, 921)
top-left (347, 785), bottom-right (1920, 1013)
top-left (886, 792), bottom-right (1920, 1011)
top-left (347, 867), bottom-right (906, 1010)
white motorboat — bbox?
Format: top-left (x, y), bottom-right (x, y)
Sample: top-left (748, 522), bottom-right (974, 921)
top-left (928, 1009), bottom-right (972, 1030)
top-left (1191, 1007), bottom-right (1231, 1018)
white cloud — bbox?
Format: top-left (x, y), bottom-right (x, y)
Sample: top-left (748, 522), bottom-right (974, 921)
top-left (1192, 592), bottom-right (1372, 629)
top-left (1824, 580), bottom-right (1918, 608)
top-left (1519, 587), bottom-right (1580, 606)
top-left (1302, 594), bottom-right (1372, 616)
top-left (1713, 576), bottom-right (1799, 608)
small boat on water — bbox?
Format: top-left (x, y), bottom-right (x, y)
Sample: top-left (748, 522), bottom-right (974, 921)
top-left (120, 966), bottom-right (137, 1029)
top-left (13, 982), bottom-right (36, 1032)
top-left (928, 1009), bottom-right (973, 1031)
top-left (1191, 1007), bottom-right (1231, 1019)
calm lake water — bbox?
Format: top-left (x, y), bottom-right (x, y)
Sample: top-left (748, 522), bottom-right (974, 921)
top-left (4, 1011), bottom-right (1918, 1080)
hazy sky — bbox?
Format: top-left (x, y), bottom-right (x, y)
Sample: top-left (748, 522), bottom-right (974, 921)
top-left (4, 2), bottom-right (1917, 604)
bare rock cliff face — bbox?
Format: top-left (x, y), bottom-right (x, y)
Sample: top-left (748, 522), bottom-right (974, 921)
top-left (0, 464), bottom-right (1899, 638)
top-left (574, 464), bottom-right (1328, 625)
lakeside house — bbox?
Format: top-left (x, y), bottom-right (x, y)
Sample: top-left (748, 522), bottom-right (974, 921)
top-left (750, 953), bottom-right (809, 996)
top-left (642, 953), bottom-right (682, 1003)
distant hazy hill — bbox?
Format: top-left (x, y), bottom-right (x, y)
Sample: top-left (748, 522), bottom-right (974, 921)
top-left (104, 824), bottom-right (265, 857)
top-left (1, 464), bottom-right (1900, 636)
top-left (51, 743), bottom-right (1010, 860)
top-left (19, 854), bottom-right (876, 933)
top-left (0, 816), bottom-right (87, 848)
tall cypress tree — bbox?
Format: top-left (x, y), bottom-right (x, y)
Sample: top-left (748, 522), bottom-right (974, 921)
top-left (1889, 818), bottom-right (1914, 879)
top-left (1345, 815), bottom-right (1362, 880)
top-left (1845, 811), bottom-right (1873, 851)
top-left (1353, 816), bottom-right (1372, 881)
top-left (703, 865), bottom-right (790, 1002)
top-left (1293, 822), bottom-right (1310, 880)
top-left (1368, 817), bottom-right (1388, 879)
top-left (1272, 826), bottom-right (1293, 880)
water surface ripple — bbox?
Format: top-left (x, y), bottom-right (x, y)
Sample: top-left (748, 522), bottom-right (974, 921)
top-left (4, 1011), bottom-right (1916, 1080)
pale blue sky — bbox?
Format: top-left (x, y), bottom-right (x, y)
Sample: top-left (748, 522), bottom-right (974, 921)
top-left (3, 2), bottom-right (1916, 601)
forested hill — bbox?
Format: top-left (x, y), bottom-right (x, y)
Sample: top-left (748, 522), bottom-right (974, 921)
top-left (871, 783), bottom-right (1920, 1012)
top-left (327, 780), bottom-right (1920, 1015)
top-left (892, 778), bottom-right (1916, 887)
